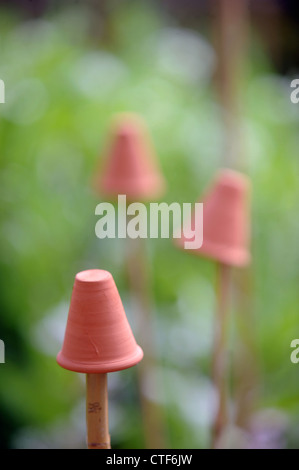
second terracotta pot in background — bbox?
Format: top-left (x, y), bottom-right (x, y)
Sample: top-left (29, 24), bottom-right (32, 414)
top-left (175, 168), bottom-right (251, 267)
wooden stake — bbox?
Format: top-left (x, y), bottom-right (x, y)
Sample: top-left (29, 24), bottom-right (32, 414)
top-left (210, 0), bottom-right (251, 447)
top-left (86, 373), bottom-right (111, 449)
top-left (125, 232), bottom-right (167, 449)
top-left (233, 267), bottom-right (259, 430)
top-left (211, 263), bottom-right (231, 448)
top-left (213, 0), bottom-right (249, 170)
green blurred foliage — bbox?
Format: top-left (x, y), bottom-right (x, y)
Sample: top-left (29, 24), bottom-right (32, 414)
top-left (0, 1), bottom-right (299, 449)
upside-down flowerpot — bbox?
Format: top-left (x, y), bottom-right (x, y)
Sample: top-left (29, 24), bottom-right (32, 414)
top-left (57, 269), bottom-right (143, 374)
top-left (175, 169), bottom-right (251, 267)
top-left (94, 113), bottom-right (166, 201)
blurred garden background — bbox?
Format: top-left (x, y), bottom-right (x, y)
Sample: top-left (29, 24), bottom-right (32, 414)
top-left (0, 0), bottom-right (299, 449)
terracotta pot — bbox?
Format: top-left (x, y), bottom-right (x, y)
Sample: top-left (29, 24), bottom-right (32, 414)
top-left (175, 169), bottom-right (251, 267)
top-left (57, 269), bottom-right (143, 373)
top-left (95, 113), bottom-right (166, 201)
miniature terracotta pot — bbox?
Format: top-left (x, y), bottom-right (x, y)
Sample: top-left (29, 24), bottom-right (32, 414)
top-left (175, 169), bottom-right (251, 267)
top-left (57, 269), bottom-right (143, 373)
top-left (95, 113), bottom-right (166, 201)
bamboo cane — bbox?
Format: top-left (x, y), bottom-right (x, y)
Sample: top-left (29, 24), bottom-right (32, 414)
top-left (125, 230), bottom-right (167, 449)
top-left (86, 373), bottom-right (111, 449)
top-left (211, 263), bottom-right (231, 448)
top-left (213, 0), bottom-right (249, 170)
top-left (233, 268), bottom-right (259, 430)
top-left (210, 0), bottom-right (249, 447)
